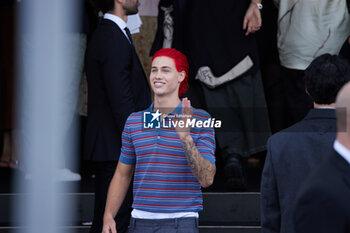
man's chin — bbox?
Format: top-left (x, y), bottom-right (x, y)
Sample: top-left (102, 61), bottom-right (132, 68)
top-left (126, 8), bottom-right (139, 15)
top-left (153, 91), bottom-right (166, 97)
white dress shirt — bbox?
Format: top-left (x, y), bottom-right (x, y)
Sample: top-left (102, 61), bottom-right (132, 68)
top-left (103, 13), bottom-right (132, 44)
top-left (333, 140), bottom-right (350, 165)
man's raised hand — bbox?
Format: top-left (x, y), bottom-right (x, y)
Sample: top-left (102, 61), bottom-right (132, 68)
top-left (174, 98), bottom-right (193, 140)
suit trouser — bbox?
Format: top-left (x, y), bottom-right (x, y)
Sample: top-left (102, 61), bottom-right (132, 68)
top-left (200, 71), bottom-right (271, 159)
top-left (90, 161), bottom-right (133, 233)
top-left (280, 66), bottom-right (313, 129)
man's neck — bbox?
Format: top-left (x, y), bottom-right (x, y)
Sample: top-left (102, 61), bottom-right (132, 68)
top-left (153, 95), bottom-right (181, 115)
top-left (108, 7), bottom-right (127, 23)
top-left (314, 103), bottom-right (335, 108)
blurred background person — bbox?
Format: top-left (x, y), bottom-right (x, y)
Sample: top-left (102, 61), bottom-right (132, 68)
top-left (261, 54), bottom-right (350, 233)
top-left (84, 0), bottom-right (151, 232)
top-left (274, 0), bottom-right (350, 128)
top-left (150, 0), bottom-right (271, 190)
top-left (340, 35), bottom-right (350, 61)
top-left (0, 0), bottom-right (18, 170)
top-left (294, 80), bottom-right (350, 233)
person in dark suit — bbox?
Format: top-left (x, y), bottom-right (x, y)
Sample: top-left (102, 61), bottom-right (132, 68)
top-left (260, 54), bottom-right (350, 233)
top-left (340, 36), bottom-right (350, 61)
top-left (294, 81), bottom-right (350, 233)
top-left (84, 0), bottom-right (151, 232)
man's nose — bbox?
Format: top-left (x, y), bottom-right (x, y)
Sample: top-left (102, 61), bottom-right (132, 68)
top-left (154, 71), bottom-right (162, 79)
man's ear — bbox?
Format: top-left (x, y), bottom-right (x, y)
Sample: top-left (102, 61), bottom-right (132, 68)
top-left (178, 71), bottom-right (185, 83)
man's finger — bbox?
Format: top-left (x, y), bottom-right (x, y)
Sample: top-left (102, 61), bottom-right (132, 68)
top-left (187, 100), bottom-right (192, 113)
top-left (246, 25), bottom-right (252, 36)
top-left (245, 21), bottom-right (252, 35)
top-left (184, 98), bottom-right (189, 109)
top-left (185, 99), bottom-right (190, 108)
top-left (243, 17), bottom-right (248, 30)
top-left (112, 225), bottom-right (117, 233)
top-left (256, 12), bottom-right (262, 26)
top-left (185, 98), bottom-right (189, 108)
top-left (182, 98), bottom-right (188, 111)
top-left (186, 98), bottom-right (190, 108)
top-left (188, 100), bottom-right (193, 116)
top-left (101, 225), bottom-right (109, 233)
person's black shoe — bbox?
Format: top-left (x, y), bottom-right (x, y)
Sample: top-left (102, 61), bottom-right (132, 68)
top-left (224, 155), bottom-right (247, 190)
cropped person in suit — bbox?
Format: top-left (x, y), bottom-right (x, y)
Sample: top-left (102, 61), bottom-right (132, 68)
top-left (274, 0), bottom-right (350, 127)
top-left (260, 54), bottom-right (350, 233)
top-left (340, 36), bottom-right (350, 61)
top-left (294, 81), bottom-right (350, 233)
top-left (84, 0), bottom-right (151, 232)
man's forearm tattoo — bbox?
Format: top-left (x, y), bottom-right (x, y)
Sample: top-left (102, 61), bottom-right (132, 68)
top-left (181, 137), bottom-right (216, 187)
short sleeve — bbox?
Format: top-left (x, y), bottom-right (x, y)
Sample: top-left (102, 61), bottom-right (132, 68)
top-left (119, 116), bottom-right (136, 165)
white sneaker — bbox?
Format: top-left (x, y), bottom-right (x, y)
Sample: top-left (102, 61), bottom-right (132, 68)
top-left (56, 168), bottom-right (81, 181)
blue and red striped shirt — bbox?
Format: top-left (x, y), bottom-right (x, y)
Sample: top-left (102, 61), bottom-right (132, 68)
top-left (119, 103), bottom-right (216, 213)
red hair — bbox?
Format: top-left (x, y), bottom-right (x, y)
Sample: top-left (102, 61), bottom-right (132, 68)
top-left (152, 48), bottom-right (189, 97)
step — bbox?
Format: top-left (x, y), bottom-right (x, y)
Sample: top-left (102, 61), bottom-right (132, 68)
top-left (200, 226), bottom-right (261, 233)
top-left (0, 226), bottom-right (261, 233)
top-left (0, 226), bottom-right (90, 233)
top-left (0, 192), bottom-right (261, 227)
top-left (0, 193), bottom-right (95, 225)
top-left (200, 192), bottom-right (260, 225)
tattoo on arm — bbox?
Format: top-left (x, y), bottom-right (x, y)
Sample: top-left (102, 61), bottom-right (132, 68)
top-left (181, 136), bottom-right (216, 187)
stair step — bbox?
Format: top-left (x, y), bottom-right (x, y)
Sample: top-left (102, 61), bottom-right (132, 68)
top-left (0, 192), bottom-right (261, 227)
top-left (200, 226), bottom-right (261, 233)
top-left (0, 226), bottom-right (90, 233)
top-left (0, 193), bottom-right (95, 225)
top-left (0, 226), bottom-right (261, 233)
top-left (200, 192), bottom-right (260, 224)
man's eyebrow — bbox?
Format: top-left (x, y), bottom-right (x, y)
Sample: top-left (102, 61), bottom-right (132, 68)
top-left (151, 66), bottom-right (172, 69)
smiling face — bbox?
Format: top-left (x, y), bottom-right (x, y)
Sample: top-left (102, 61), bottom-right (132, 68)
top-left (150, 56), bottom-right (185, 98)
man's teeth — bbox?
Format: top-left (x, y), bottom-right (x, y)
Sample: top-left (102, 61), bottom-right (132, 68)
top-left (154, 82), bottom-right (165, 87)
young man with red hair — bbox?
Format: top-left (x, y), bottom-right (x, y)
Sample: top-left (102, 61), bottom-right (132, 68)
top-left (102, 48), bottom-right (216, 233)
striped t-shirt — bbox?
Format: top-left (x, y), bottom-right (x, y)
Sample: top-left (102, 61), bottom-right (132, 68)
top-left (119, 103), bottom-right (216, 213)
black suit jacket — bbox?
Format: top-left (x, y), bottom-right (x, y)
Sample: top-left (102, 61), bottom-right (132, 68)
top-left (294, 149), bottom-right (350, 233)
top-left (84, 19), bottom-right (151, 161)
top-left (261, 109), bottom-right (337, 233)
top-left (340, 37), bottom-right (350, 61)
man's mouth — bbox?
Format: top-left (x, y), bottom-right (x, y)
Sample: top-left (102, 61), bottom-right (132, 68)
top-left (154, 81), bottom-right (165, 88)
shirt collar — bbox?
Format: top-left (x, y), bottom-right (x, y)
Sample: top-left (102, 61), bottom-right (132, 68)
top-left (146, 102), bottom-right (183, 115)
top-left (333, 140), bottom-right (350, 165)
top-left (317, 106), bottom-right (336, 109)
top-left (104, 13), bottom-right (127, 31)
